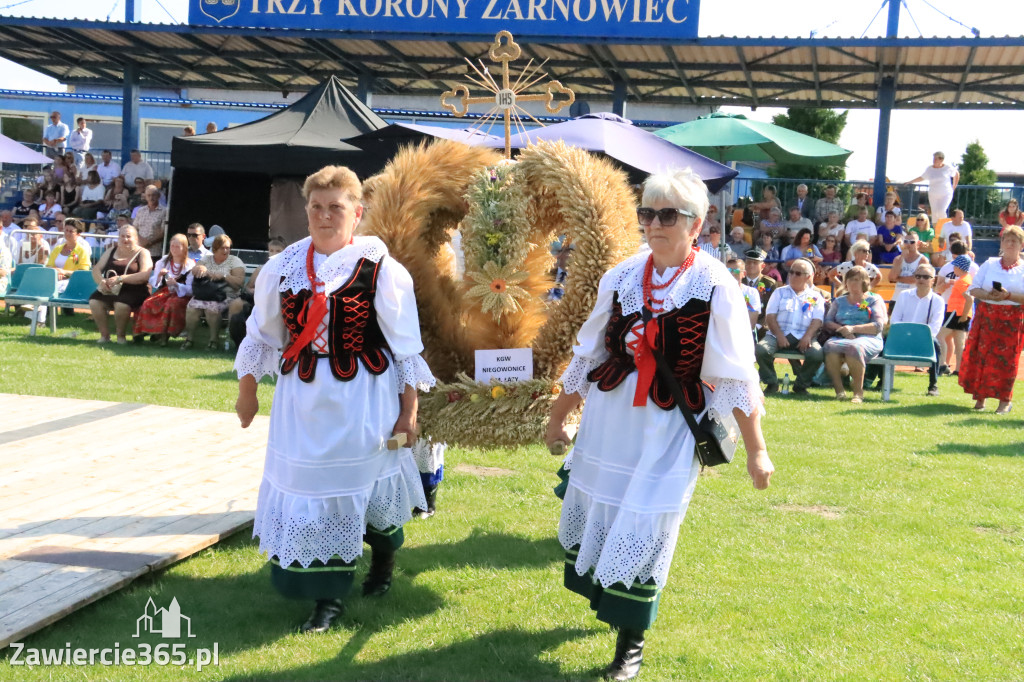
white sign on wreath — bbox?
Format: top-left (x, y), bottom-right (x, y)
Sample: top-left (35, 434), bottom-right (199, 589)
top-left (475, 348), bottom-right (533, 384)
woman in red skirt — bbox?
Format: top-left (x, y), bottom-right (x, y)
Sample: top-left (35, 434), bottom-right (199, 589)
top-left (959, 225), bottom-right (1024, 414)
top-left (134, 233), bottom-right (195, 345)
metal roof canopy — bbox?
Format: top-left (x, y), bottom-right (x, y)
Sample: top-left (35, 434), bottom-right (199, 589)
top-left (1, 16), bottom-right (1023, 110)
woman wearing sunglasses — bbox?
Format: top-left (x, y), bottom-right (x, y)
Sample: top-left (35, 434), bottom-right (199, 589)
top-left (545, 169), bottom-right (774, 681)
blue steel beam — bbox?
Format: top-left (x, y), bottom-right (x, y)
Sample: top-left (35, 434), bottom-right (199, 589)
top-left (121, 61), bottom-right (140, 164)
top-left (873, 0), bottom-right (902, 208)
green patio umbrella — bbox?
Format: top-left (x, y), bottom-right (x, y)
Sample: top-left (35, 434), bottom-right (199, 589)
top-left (655, 112), bottom-right (852, 166)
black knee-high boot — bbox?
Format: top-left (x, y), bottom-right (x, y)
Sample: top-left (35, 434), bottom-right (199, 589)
top-left (300, 599), bottom-right (344, 634)
top-left (361, 547), bottom-right (396, 596)
top-left (604, 628), bottom-right (645, 680)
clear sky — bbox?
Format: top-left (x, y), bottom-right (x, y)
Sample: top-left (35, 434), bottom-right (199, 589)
top-left (0, 0), bottom-right (1018, 180)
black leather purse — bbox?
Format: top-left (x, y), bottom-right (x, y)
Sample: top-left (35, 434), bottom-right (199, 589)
top-left (191, 276), bottom-right (229, 302)
top-left (642, 306), bottom-right (734, 467)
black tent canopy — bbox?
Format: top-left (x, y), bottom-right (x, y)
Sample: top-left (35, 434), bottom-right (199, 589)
top-left (171, 75), bottom-right (387, 175)
top-left (169, 76), bottom-right (388, 248)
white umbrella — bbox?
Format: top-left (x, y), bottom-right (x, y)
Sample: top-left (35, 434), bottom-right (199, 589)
top-left (0, 133), bottom-right (53, 164)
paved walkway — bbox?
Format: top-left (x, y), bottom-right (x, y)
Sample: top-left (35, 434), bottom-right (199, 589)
top-left (0, 394), bottom-right (267, 648)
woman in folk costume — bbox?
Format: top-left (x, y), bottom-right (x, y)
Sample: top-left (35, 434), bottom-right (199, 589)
top-left (545, 169), bottom-right (774, 681)
top-left (235, 166), bottom-right (434, 633)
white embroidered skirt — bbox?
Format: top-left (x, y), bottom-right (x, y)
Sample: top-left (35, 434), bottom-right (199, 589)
top-left (559, 372), bottom-right (703, 589)
top-left (253, 357), bottom-right (427, 568)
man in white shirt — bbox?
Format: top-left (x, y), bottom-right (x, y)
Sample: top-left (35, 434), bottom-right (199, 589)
top-left (890, 262), bottom-right (945, 396)
top-left (41, 111), bottom-right (70, 158)
top-left (186, 223), bottom-right (212, 261)
top-left (940, 209), bottom-right (973, 253)
top-left (754, 258), bottom-right (826, 394)
top-left (844, 206), bottom-right (878, 249)
top-left (96, 149), bottom-right (121, 187)
top-left (889, 234), bottom-right (931, 295)
top-left (67, 117), bottom-right (93, 165)
top-left (0, 210), bottom-right (19, 254)
top-left (121, 149), bottom-right (155, 185)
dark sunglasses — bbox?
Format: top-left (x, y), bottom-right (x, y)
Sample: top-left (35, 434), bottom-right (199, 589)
top-left (187, 232), bottom-right (202, 237)
top-left (914, 274), bottom-right (934, 280)
top-left (637, 207), bottom-right (697, 227)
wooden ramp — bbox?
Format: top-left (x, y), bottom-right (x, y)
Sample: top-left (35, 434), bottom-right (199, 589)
top-left (0, 394), bottom-right (268, 648)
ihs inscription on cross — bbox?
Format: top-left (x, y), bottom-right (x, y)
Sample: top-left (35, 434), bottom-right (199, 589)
top-left (440, 31), bottom-right (575, 159)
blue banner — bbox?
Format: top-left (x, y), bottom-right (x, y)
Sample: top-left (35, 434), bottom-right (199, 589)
top-left (188, 0), bottom-right (699, 40)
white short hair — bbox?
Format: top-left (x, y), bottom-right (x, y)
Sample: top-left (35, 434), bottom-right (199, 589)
top-left (641, 169), bottom-right (710, 224)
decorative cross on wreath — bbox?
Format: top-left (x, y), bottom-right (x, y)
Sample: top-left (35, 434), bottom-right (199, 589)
top-left (439, 30), bottom-right (576, 159)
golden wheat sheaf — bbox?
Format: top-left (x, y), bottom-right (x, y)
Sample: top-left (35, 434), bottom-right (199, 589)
top-left (362, 138), bottom-right (639, 446)
top-left (359, 139), bottom-right (502, 382)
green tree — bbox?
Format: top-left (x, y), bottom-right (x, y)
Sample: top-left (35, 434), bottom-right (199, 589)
top-left (953, 140), bottom-right (999, 223)
top-left (768, 108), bottom-right (848, 182)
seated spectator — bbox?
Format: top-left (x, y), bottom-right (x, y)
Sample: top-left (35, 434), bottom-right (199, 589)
top-left (844, 191), bottom-right (876, 223)
top-left (73, 170), bottom-right (106, 220)
top-left (186, 223), bottom-right (212, 261)
top-left (52, 155), bottom-right (66, 182)
top-left (844, 206), bottom-right (877, 249)
top-left (783, 206), bottom-right (813, 244)
top-left (794, 183), bottom-right (813, 220)
top-left (821, 266), bottom-right (888, 403)
top-left (37, 191), bottom-right (62, 228)
top-left (129, 177), bottom-right (149, 209)
top-left (873, 211), bottom-right (904, 265)
top-left (936, 231), bottom-right (974, 268)
top-left (132, 185), bottom-right (167, 259)
top-left (35, 171), bottom-right (59, 201)
top-left (89, 225), bottom-right (153, 344)
top-left (936, 241), bottom-right (979, 280)
top-left (817, 210), bottom-right (844, 245)
top-left (935, 254), bottom-right (976, 376)
top-left (907, 213), bottom-right (935, 257)
top-left (889, 233), bottom-right (930, 296)
top-left (183, 234), bottom-right (245, 350)
top-left (82, 152), bottom-right (97, 175)
top-left (62, 151), bottom-right (80, 181)
top-left (814, 184), bottom-right (844, 225)
top-left (755, 258), bottom-right (826, 394)
top-left (96, 150), bottom-right (120, 187)
top-left (121, 149), bottom-right (155, 186)
top-left (830, 241), bottom-right (883, 290)
top-left (754, 233), bottom-right (783, 281)
top-left (890, 263), bottom-right (944, 396)
top-left (702, 204), bottom-right (721, 235)
top-left (757, 207), bottom-right (786, 248)
top-left (726, 225), bottom-right (748, 254)
top-left (27, 218), bottom-right (92, 326)
top-left (697, 224), bottom-right (734, 264)
top-left (819, 234), bottom-right (843, 266)
top-left (59, 173), bottom-right (79, 215)
top-left (0, 238), bottom-right (12, 296)
top-left (17, 220), bottom-right (50, 264)
top-left (1, 210), bottom-right (17, 254)
top-left (13, 189), bottom-right (37, 223)
top-left (727, 256), bottom-right (761, 331)
top-left (104, 175), bottom-right (131, 220)
top-left (134, 234), bottom-right (195, 346)
top-left (228, 237), bottom-right (286, 348)
top-left (750, 184), bottom-right (781, 225)
top-left (999, 198), bottom-right (1024, 232)
top-left (874, 191), bottom-right (902, 226)
top-left (782, 228), bottom-right (823, 273)
top-left (742, 247), bottom-right (777, 335)
top-left (940, 209), bottom-right (973, 254)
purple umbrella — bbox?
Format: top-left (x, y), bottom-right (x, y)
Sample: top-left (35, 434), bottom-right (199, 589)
top-left (500, 113), bottom-right (738, 192)
top-left (0, 133), bottom-right (52, 164)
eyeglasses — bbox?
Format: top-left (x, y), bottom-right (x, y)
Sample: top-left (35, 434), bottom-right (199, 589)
top-left (905, 240), bottom-right (918, 245)
top-left (637, 207), bottom-right (696, 227)
top-left (187, 232), bottom-right (202, 237)
top-left (914, 274), bottom-right (934, 280)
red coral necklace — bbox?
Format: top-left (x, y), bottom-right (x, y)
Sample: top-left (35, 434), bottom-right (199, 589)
top-left (642, 248), bottom-right (696, 312)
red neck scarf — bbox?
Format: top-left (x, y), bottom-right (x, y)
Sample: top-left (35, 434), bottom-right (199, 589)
top-left (630, 250), bottom-right (696, 407)
top-left (281, 242), bottom-right (330, 363)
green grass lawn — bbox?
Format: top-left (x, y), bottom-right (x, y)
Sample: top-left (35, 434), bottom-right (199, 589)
top-left (2, 312), bottom-right (1023, 680)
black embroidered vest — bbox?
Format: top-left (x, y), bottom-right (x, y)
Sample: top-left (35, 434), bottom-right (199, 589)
top-left (279, 257), bottom-right (390, 383)
top-left (587, 292), bottom-right (713, 412)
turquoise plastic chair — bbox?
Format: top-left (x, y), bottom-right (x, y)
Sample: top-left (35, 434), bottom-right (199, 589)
top-left (882, 323), bottom-right (937, 363)
top-left (48, 270), bottom-right (98, 334)
top-left (5, 267), bottom-right (57, 335)
top-left (6, 262), bottom-right (42, 298)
